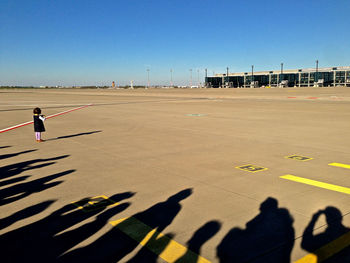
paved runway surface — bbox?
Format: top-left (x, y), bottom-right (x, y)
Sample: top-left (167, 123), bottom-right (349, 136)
top-left (1, 87), bottom-right (350, 262)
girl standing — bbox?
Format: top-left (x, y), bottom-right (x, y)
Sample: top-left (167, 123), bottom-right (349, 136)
top-left (33, 107), bottom-right (46, 142)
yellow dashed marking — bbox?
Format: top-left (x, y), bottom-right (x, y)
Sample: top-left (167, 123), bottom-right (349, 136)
top-left (110, 217), bottom-right (211, 263)
top-left (329, 163), bottom-right (350, 170)
top-left (280, 175), bottom-right (350, 195)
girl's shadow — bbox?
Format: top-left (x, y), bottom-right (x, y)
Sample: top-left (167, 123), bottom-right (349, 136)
top-left (46, 131), bottom-right (101, 141)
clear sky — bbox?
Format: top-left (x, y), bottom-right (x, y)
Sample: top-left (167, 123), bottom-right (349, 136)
top-left (1, 0), bottom-right (349, 86)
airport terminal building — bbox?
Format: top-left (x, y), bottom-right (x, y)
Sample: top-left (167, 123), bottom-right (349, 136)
top-left (205, 66), bottom-right (350, 88)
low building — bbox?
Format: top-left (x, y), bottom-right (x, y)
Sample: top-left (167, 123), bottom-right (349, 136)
top-left (205, 66), bottom-right (350, 88)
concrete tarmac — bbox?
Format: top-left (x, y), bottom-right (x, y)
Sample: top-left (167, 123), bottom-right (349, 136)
top-left (1, 87), bottom-right (350, 262)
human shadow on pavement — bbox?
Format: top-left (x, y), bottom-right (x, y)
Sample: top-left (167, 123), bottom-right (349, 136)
top-left (0, 146), bottom-right (11, 149)
top-left (0, 155), bottom-right (69, 180)
top-left (0, 169), bottom-right (75, 206)
top-left (0, 175), bottom-right (30, 187)
top-left (59, 188), bottom-right (193, 263)
top-left (123, 230), bottom-right (175, 263)
top-left (0, 200), bottom-right (55, 230)
top-left (0, 149), bottom-right (37, 160)
top-left (217, 197), bottom-right (295, 263)
top-left (174, 220), bottom-right (221, 263)
top-left (301, 206), bottom-right (350, 263)
top-left (46, 131), bottom-right (102, 141)
top-left (0, 191), bottom-right (134, 263)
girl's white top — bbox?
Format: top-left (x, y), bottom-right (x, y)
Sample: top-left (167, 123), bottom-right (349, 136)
top-left (39, 115), bottom-right (46, 121)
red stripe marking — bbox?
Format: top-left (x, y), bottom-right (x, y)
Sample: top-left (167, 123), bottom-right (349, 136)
top-left (0, 121), bottom-right (34, 133)
top-left (288, 97), bottom-right (297, 99)
top-left (46, 104), bottom-right (92, 119)
top-left (306, 97), bottom-right (319, 99)
top-left (0, 104), bottom-right (92, 134)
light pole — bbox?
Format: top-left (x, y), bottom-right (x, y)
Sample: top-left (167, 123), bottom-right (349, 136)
top-left (251, 65), bottom-right (254, 87)
top-left (147, 68), bottom-right (150, 88)
top-left (281, 62), bottom-right (283, 86)
top-left (315, 60), bottom-right (319, 83)
top-left (226, 67), bottom-right (229, 88)
top-left (205, 68), bottom-right (208, 87)
top-left (197, 69), bottom-right (200, 87)
top-left (170, 69), bottom-right (173, 87)
top-left (189, 69), bottom-right (192, 87)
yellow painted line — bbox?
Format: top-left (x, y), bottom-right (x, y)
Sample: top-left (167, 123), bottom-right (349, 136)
top-left (294, 230), bottom-right (350, 263)
top-left (280, 175), bottom-right (350, 195)
top-left (285, 155), bottom-right (313, 161)
top-left (235, 164), bottom-right (268, 173)
top-left (72, 195), bottom-right (119, 212)
top-left (110, 217), bottom-right (211, 263)
top-left (329, 163), bottom-right (350, 170)
top-left (295, 254), bottom-right (317, 263)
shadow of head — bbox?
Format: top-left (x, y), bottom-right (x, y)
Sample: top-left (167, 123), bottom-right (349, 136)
top-left (167, 188), bottom-right (193, 203)
top-left (260, 197), bottom-right (278, 212)
top-left (324, 206), bottom-right (343, 226)
top-left (188, 220), bottom-right (221, 246)
top-left (110, 192), bottom-right (136, 203)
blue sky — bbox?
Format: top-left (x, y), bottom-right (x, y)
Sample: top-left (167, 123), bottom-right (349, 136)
top-left (1, 0), bottom-right (349, 86)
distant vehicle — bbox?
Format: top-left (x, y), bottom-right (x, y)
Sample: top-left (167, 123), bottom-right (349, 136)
top-left (314, 79), bottom-right (324, 87)
top-left (279, 80), bottom-right (289, 88)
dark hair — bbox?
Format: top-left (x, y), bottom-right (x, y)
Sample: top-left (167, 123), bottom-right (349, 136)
top-left (33, 107), bottom-right (41, 114)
